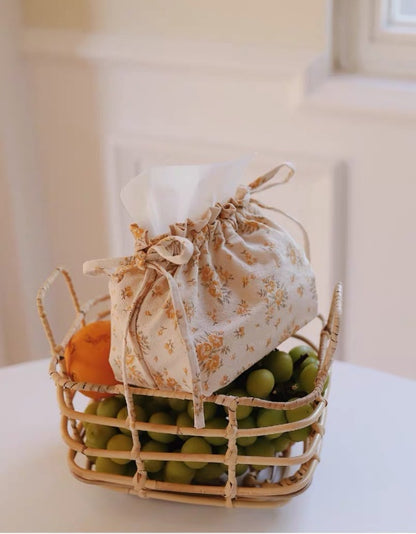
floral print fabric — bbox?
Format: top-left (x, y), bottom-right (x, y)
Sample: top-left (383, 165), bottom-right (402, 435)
top-left (84, 166), bottom-right (318, 427)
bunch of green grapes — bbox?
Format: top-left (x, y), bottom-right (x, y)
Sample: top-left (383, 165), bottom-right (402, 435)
top-left (81, 344), bottom-right (328, 483)
top-left (209, 344), bottom-right (327, 476)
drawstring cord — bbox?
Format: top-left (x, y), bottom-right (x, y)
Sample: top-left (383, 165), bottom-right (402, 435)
top-left (120, 235), bottom-right (206, 428)
top-left (246, 162), bottom-right (311, 262)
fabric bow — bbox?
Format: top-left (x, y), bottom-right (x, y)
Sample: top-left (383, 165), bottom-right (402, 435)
top-left (130, 224), bottom-right (194, 270)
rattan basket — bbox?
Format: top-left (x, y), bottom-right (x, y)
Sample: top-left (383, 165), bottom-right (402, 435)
top-left (37, 267), bottom-right (342, 508)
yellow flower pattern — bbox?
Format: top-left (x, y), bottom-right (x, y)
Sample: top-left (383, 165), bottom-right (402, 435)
top-left (164, 340), bottom-right (175, 354)
top-left (234, 326), bottom-right (245, 339)
top-left (121, 286), bottom-right (133, 299)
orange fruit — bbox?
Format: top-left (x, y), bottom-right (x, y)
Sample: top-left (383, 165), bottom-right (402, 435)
top-left (64, 320), bottom-right (119, 400)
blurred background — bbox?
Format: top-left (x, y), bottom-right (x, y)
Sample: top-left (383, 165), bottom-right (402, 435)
top-left (1, 0), bottom-right (415, 379)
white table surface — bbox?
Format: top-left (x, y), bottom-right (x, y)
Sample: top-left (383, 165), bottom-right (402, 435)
top-left (1, 358), bottom-right (415, 533)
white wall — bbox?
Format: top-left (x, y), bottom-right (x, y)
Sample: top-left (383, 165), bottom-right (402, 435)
top-left (3, 0), bottom-right (415, 381)
top-left (0, 0), bottom-right (52, 366)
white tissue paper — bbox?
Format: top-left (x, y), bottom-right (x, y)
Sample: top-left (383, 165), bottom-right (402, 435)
top-left (120, 156), bottom-right (253, 236)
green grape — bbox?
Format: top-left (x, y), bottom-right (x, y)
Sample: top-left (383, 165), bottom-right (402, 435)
top-left (245, 438), bottom-right (276, 471)
top-left (187, 401), bottom-right (217, 422)
top-left (176, 411), bottom-right (193, 427)
top-left (193, 463), bottom-right (226, 484)
top-left (299, 356), bottom-right (319, 371)
top-left (125, 461), bottom-right (137, 477)
top-left (85, 423), bottom-right (117, 450)
top-left (82, 406), bottom-right (100, 462)
top-left (95, 456), bottom-right (127, 475)
top-left (289, 427), bottom-right (311, 442)
top-left (285, 401), bottom-right (314, 442)
top-left (83, 401), bottom-right (99, 431)
top-left (106, 433), bottom-right (133, 465)
top-left (225, 388), bottom-right (253, 420)
top-left (84, 400), bottom-right (99, 415)
top-left (181, 437), bottom-right (212, 469)
top-left (164, 461), bottom-right (195, 484)
top-left (245, 369), bottom-right (275, 399)
top-left (271, 433), bottom-right (291, 453)
top-left (168, 398), bottom-right (188, 412)
top-left (236, 415), bottom-right (257, 447)
top-left (289, 345), bottom-right (317, 365)
top-left (117, 404), bottom-right (147, 435)
top-left (285, 402), bottom-right (314, 422)
top-left (148, 412), bottom-right (176, 444)
top-left (176, 411), bottom-right (194, 441)
top-left (256, 408), bottom-right (287, 440)
top-left (293, 355), bottom-right (318, 382)
top-left (298, 363), bottom-right (319, 394)
top-left (141, 440), bottom-right (168, 473)
top-left (96, 396), bottom-right (126, 418)
top-left (204, 417), bottom-right (228, 446)
top-left (263, 350), bottom-right (293, 383)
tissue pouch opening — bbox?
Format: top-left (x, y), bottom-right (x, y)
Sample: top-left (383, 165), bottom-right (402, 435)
top-left (84, 163), bottom-right (318, 428)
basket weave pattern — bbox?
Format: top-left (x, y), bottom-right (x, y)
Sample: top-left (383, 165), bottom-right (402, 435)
top-left (37, 267), bottom-right (342, 508)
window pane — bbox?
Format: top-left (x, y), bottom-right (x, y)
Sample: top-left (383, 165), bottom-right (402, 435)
top-left (398, 0), bottom-right (416, 17)
top-left (390, 0), bottom-right (416, 23)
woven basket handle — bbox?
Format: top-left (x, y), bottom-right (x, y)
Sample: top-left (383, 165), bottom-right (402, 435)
top-left (321, 282), bottom-right (343, 374)
top-left (36, 266), bottom-right (84, 357)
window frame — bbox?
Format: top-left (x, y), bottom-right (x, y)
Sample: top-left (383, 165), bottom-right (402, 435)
top-left (333, 0), bottom-right (416, 79)
top-left (387, 0), bottom-right (416, 28)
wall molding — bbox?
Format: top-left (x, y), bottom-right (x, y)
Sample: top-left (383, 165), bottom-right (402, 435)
top-left (304, 73), bottom-right (416, 120)
top-left (22, 28), bottom-right (416, 120)
top-left (21, 28), bottom-right (329, 89)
